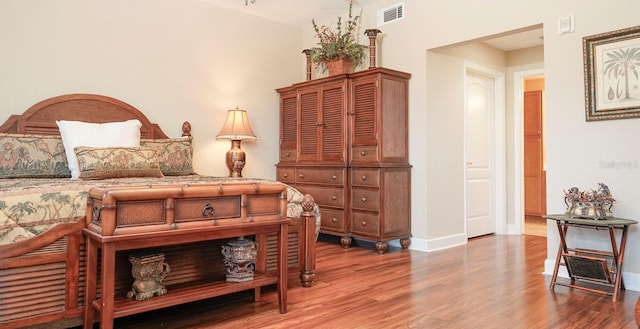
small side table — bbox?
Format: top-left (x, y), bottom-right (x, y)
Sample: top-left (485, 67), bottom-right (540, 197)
top-left (545, 214), bottom-right (637, 302)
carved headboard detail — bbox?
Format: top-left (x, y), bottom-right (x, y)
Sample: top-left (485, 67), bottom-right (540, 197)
top-left (0, 93), bottom-right (172, 138)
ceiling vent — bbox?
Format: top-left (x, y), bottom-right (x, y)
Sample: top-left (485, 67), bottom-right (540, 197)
top-left (377, 3), bottom-right (404, 27)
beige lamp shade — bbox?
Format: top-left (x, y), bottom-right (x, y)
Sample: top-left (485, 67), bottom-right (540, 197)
top-left (216, 108), bottom-right (257, 141)
top-left (216, 107), bottom-right (257, 177)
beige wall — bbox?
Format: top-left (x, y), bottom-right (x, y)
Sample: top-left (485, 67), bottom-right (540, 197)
top-left (508, 45), bottom-right (545, 67)
top-left (0, 0), bottom-right (304, 179)
top-left (424, 51), bottom-right (466, 242)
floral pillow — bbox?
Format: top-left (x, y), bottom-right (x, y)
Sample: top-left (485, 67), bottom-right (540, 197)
top-left (140, 137), bottom-right (194, 176)
top-left (0, 133), bottom-right (71, 178)
top-left (74, 146), bottom-right (163, 180)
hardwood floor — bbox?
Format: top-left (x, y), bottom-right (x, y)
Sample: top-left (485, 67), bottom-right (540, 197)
top-left (525, 215), bottom-right (547, 237)
top-left (89, 234), bottom-right (639, 328)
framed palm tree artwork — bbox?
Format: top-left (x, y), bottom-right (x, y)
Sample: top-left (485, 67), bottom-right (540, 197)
top-left (583, 25), bottom-right (640, 121)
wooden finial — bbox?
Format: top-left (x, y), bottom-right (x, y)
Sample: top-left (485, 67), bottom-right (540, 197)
top-left (364, 29), bottom-right (381, 68)
top-left (181, 121), bottom-right (192, 137)
top-left (302, 49), bottom-right (312, 80)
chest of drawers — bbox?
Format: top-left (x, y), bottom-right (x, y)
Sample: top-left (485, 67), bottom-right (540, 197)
top-left (277, 165), bottom-right (411, 254)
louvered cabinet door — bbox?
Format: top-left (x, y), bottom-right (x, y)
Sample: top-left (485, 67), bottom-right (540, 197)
top-left (297, 88), bottom-right (320, 161)
top-left (350, 75), bottom-right (378, 163)
top-left (279, 90), bottom-right (298, 163)
top-left (350, 71), bottom-right (410, 163)
top-left (320, 82), bottom-right (347, 162)
top-left (297, 80), bottom-right (347, 162)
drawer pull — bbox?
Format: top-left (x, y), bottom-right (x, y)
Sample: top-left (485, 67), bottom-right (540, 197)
top-left (285, 152), bottom-right (291, 157)
top-left (331, 217), bottom-right (338, 223)
top-left (299, 174), bottom-right (305, 179)
top-left (332, 195), bottom-right (337, 201)
top-left (332, 175), bottom-right (337, 180)
top-left (361, 175), bottom-right (367, 181)
top-left (360, 151), bottom-right (367, 156)
top-left (361, 221), bottom-right (367, 227)
top-left (202, 203), bottom-right (215, 217)
top-left (283, 173), bottom-right (288, 178)
top-left (361, 197), bottom-right (367, 203)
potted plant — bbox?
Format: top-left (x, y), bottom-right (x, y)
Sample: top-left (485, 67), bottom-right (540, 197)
top-left (309, 0), bottom-right (368, 75)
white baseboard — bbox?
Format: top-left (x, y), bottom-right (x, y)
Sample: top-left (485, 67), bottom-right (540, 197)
top-left (505, 223), bottom-right (519, 235)
top-left (389, 233), bottom-right (467, 253)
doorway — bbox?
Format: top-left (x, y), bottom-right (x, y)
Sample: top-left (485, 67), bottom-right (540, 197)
top-left (427, 24), bottom-right (544, 247)
top-left (522, 76), bottom-right (547, 237)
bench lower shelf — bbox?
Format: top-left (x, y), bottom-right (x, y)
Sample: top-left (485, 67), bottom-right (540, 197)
top-left (93, 274), bottom-right (278, 319)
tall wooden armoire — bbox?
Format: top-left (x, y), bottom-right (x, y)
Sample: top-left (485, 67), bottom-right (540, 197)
top-left (276, 67), bottom-right (411, 254)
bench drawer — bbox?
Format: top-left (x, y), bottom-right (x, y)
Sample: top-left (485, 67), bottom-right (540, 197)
top-left (174, 196), bottom-right (242, 222)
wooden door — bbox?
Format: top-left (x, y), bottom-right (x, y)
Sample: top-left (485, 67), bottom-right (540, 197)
top-left (524, 90), bottom-right (546, 216)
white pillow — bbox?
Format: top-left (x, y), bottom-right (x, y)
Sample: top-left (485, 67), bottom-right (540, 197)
top-left (56, 119), bottom-right (142, 179)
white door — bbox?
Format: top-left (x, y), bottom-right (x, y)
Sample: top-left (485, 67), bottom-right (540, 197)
top-left (465, 71), bottom-right (496, 238)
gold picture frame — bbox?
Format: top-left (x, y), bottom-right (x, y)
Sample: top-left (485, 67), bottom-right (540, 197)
top-left (583, 25), bottom-right (640, 121)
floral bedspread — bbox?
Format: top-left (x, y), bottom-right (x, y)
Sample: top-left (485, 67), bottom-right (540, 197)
top-left (0, 176), bottom-right (320, 246)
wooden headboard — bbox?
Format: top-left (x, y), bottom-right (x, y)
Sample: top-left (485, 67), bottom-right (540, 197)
top-left (0, 93), bottom-right (190, 138)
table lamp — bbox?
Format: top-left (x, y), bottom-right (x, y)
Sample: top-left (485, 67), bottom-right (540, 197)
top-left (216, 107), bottom-right (257, 177)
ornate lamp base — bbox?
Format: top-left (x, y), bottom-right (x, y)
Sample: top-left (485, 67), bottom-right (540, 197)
top-left (221, 236), bottom-right (258, 282)
top-left (225, 140), bottom-right (246, 178)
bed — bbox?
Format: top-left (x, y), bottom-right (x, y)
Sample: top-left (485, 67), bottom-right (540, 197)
top-left (0, 94), bottom-right (319, 329)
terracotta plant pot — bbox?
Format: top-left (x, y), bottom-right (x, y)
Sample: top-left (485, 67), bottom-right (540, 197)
top-left (326, 58), bottom-right (353, 75)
